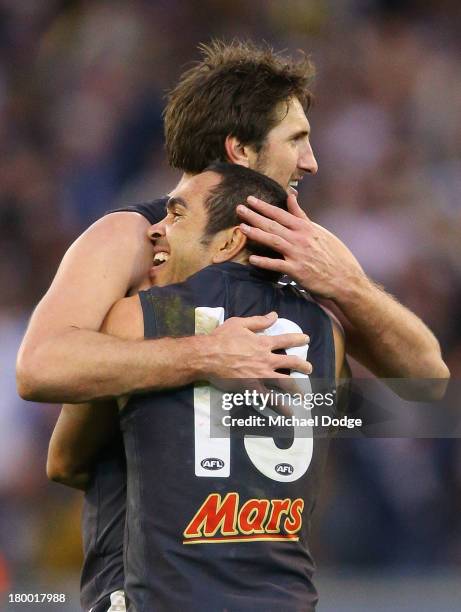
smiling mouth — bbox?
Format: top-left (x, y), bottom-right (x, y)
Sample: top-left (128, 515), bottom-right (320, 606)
top-left (289, 176), bottom-right (304, 188)
top-left (152, 251), bottom-right (170, 268)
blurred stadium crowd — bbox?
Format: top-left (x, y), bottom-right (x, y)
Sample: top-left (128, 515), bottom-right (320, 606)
top-left (1, 0), bottom-right (460, 602)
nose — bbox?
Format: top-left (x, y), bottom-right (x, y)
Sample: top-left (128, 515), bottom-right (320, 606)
top-left (299, 142), bottom-right (318, 175)
top-left (148, 219), bottom-right (166, 242)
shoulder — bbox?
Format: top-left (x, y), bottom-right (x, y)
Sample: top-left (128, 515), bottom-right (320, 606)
top-left (69, 210), bottom-right (152, 259)
top-left (284, 283), bottom-right (333, 321)
top-left (89, 209), bottom-right (151, 237)
top-left (62, 210), bottom-right (154, 296)
top-left (101, 295), bottom-right (144, 340)
top-left (163, 264), bottom-right (229, 294)
top-left (105, 198), bottom-right (168, 226)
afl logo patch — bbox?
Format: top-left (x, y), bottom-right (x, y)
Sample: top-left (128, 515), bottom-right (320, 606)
top-left (201, 458), bottom-right (225, 470)
top-left (275, 463), bottom-right (294, 475)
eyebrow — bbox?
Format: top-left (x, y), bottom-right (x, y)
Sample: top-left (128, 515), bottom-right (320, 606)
top-left (291, 128), bottom-right (310, 139)
top-left (166, 196), bottom-right (189, 211)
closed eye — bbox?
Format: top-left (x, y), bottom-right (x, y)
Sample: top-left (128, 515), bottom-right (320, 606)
top-left (166, 210), bottom-right (183, 223)
top-left (291, 130), bottom-right (309, 143)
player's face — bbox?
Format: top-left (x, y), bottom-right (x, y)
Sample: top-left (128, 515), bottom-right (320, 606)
top-left (148, 172), bottom-right (222, 287)
top-left (249, 97), bottom-right (318, 190)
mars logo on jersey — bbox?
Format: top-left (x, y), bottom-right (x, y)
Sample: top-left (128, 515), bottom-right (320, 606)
top-left (183, 492), bottom-right (304, 544)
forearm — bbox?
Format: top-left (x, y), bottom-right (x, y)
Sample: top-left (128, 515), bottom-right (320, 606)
top-left (47, 400), bottom-right (119, 489)
top-left (331, 275), bottom-right (449, 385)
top-left (18, 328), bottom-right (209, 403)
top-left (237, 195), bottom-right (449, 397)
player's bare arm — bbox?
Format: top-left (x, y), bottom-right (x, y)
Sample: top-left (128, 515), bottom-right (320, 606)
top-left (325, 310), bottom-right (346, 385)
top-left (47, 401), bottom-right (119, 491)
top-left (102, 295), bottom-right (313, 381)
top-left (238, 194), bottom-right (450, 399)
top-left (327, 309), bottom-right (351, 414)
top-left (16, 212), bottom-right (310, 403)
top-left (46, 309), bottom-right (313, 492)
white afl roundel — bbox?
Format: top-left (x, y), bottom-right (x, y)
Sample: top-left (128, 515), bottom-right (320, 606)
top-left (201, 458), bottom-right (225, 471)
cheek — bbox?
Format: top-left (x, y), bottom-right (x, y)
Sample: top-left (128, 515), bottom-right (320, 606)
top-left (278, 146), bottom-right (295, 169)
top-left (278, 151), bottom-right (295, 177)
top-left (178, 238), bottom-right (202, 266)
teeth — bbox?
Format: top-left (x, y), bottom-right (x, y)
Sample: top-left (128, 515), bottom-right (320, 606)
top-left (289, 181), bottom-right (299, 187)
top-left (153, 252), bottom-right (170, 265)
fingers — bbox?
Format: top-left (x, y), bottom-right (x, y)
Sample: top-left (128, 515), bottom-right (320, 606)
top-left (268, 376), bottom-right (306, 398)
top-left (238, 209), bottom-right (292, 242)
top-left (269, 332), bottom-right (309, 351)
top-left (248, 255), bottom-right (289, 274)
top-left (271, 355), bottom-right (312, 375)
top-left (287, 192), bottom-right (309, 220)
top-left (238, 200), bottom-right (297, 233)
top-left (233, 311), bottom-right (278, 332)
top-left (212, 377), bottom-right (269, 396)
top-left (246, 196), bottom-right (301, 228)
top-left (246, 379), bottom-right (271, 396)
top-left (248, 195), bottom-right (307, 226)
top-left (265, 378), bottom-right (307, 416)
top-left (239, 224), bottom-right (291, 254)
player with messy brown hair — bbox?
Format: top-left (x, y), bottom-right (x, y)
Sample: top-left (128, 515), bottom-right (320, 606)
top-left (165, 39), bottom-right (315, 173)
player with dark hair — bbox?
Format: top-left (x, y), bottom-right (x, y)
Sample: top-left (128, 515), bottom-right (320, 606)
top-left (90, 164), bottom-right (345, 610)
top-left (27, 43), bottom-right (322, 609)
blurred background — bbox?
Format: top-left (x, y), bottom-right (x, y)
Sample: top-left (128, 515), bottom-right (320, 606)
top-left (1, 0), bottom-right (460, 610)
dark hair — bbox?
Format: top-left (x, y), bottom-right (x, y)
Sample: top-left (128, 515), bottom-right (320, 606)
top-left (164, 39), bottom-right (315, 173)
top-left (202, 162), bottom-right (287, 263)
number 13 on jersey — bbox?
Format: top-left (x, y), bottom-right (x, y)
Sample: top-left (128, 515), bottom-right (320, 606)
top-left (194, 307), bottom-right (313, 483)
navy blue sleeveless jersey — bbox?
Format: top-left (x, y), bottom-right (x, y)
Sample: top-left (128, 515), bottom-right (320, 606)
top-left (105, 197), bottom-right (168, 225)
top-left (81, 198), bottom-right (167, 611)
top-left (80, 437), bottom-right (126, 611)
top-left (121, 262), bottom-right (336, 612)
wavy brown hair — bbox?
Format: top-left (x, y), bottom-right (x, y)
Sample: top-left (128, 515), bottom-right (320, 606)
top-left (164, 39), bottom-right (315, 174)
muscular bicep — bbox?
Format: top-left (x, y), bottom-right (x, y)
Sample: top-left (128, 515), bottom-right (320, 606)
top-left (100, 294), bottom-right (144, 340)
top-left (24, 212), bottom-right (152, 340)
top-left (47, 401), bottom-right (120, 490)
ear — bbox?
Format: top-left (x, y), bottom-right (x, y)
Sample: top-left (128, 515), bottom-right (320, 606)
top-left (224, 135), bottom-right (255, 167)
top-left (211, 227), bottom-right (248, 263)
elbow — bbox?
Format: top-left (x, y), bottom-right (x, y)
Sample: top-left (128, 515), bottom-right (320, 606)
top-left (16, 347), bottom-right (44, 401)
top-left (424, 358), bottom-right (450, 402)
top-left (46, 443), bottom-right (76, 483)
top-left (17, 344), bottom-right (69, 403)
top-left (402, 358), bottom-right (450, 402)
top-left (389, 355), bottom-right (450, 402)
top-left (46, 454), bottom-right (70, 484)
top-left (410, 376), bottom-right (449, 403)
top-left (46, 453), bottom-right (85, 488)
top-left (421, 346), bottom-right (450, 401)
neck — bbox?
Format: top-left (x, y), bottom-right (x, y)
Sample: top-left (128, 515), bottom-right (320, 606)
top-left (230, 250), bottom-right (250, 266)
top-left (230, 251), bottom-right (283, 282)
